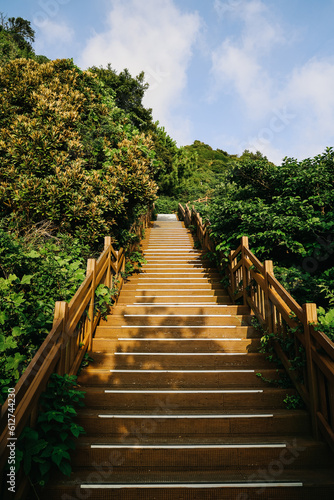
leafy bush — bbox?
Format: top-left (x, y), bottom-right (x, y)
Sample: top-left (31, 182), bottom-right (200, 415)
top-left (0, 58), bottom-right (157, 247)
top-left (316, 307), bottom-right (334, 342)
top-left (154, 196), bottom-right (179, 214)
top-left (0, 230), bottom-right (89, 403)
top-left (198, 148), bottom-right (334, 328)
top-left (15, 374), bottom-right (85, 489)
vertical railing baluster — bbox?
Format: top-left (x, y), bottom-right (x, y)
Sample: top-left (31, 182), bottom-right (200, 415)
top-left (86, 259), bottom-right (96, 354)
top-left (303, 303), bottom-right (319, 438)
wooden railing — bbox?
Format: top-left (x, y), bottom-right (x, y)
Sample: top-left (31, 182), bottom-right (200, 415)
top-left (0, 208), bottom-right (152, 473)
top-left (179, 203), bottom-right (334, 453)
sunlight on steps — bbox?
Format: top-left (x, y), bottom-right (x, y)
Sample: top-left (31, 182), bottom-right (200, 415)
top-left (41, 215), bottom-right (334, 500)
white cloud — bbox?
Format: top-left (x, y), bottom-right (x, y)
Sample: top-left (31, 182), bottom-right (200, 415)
top-left (34, 19), bottom-right (74, 49)
top-left (280, 58), bottom-right (334, 159)
top-left (78, 0), bottom-right (201, 143)
top-left (210, 0), bottom-right (334, 162)
top-left (210, 0), bottom-right (286, 118)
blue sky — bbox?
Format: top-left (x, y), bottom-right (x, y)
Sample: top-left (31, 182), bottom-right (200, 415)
top-left (4, 0), bottom-right (334, 164)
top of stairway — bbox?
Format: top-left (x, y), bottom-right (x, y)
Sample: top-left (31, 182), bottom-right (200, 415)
top-left (156, 214), bottom-right (178, 221)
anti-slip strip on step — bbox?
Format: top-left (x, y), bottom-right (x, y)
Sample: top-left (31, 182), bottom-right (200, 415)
top-left (131, 303), bottom-right (226, 306)
top-left (117, 337), bottom-right (241, 340)
top-left (121, 323), bottom-right (238, 326)
top-left (135, 289), bottom-right (221, 291)
top-left (134, 296), bottom-right (226, 299)
top-left (103, 389), bottom-right (264, 394)
top-left (97, 413), bottom-right (274, 419)
top-left (120, 326), bottom-right (238, 330)
top-left (138, 277), bottom-right (215, 279)
top-left (114, 352), bottom-right (248, 356)
top-left (80, 482), bottom-right (303, 489)
top-left (125, 302), bottom-right (239, 308)
top-left (90, 443), bottom-right (287, 449)
top-left (123, 314), bottom-right (233, 317)
top-left (109, 370), bottom-right (255, 373)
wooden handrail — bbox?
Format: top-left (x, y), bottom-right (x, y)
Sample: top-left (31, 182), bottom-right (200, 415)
top-left (179, 202), bottom-right (334, 453)
top-left (0, 207), bottom-right (152, 472)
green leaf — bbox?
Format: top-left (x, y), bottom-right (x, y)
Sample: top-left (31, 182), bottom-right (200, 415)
top-left (21, 274), bottom-right (33, 285)
top-left (58, 460), bottom-right (72, 476)
top-left (39, 460), bottom-right (51, 477)
top-left (60, 431), bottom-right (69, 442)
top-left (25, 250), bottom-right (40, 258)
top-left (12, 326), bottom-right (22, 337)
top-left (27, 439), bottom-right (48, 456)
top-left (0, 311), bottom-right (7, 325)
top-left (51, 447), bottom-right (71, 467)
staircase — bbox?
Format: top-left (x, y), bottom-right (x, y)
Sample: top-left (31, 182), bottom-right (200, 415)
top-left (44, 216), bottom-right (334, 499)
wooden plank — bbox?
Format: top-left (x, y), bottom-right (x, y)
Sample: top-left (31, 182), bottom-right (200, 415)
top-left (274, 341), bottom-right (309, 406)
top-left (246, 296), bottom-right (265, 325)
top-left (311, 327), bottom-right (334, 360)
top-left (250, 268), bottom-right (266, 289)
top-left (267, 273), bottom-right (303, 321)
top-left (244, 247), bottom-right (264, 274)
top-left (231, 259), bottom-right (243, 273)
top-left (231, 245), bottom-right (241, 261)
top-left (312, 349), bottom-right (334, 384)
top-left (96, 246), bottom-right (109, 267)
top-left (317, 411), bottom-right (334, 454)
top-left (68, 272), bottom-right (93, 313)
top-left (267, 288), bottom-right (298, 328)
top-left (0, 320), bottom-right (63, 424)
top-left (96, 257), bottom-right (109, 286)
top-left (0, 343), bottom-right (61, 470)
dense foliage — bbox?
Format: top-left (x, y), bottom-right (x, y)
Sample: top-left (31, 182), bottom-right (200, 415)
top-left (155, 140), bottom-right (235, 211)
top-left (0, 58), bottom-right (158, 246)
top-left (1, 13), bottom-right (333, 402)
top-left (16, 374), bottom-right (85, 487)
top-left (198, 149), bottom-right (334, 310)
top-left (0, 15), bottom-right (162, 398)
top-left (0, 230), bottom-right (89, 403)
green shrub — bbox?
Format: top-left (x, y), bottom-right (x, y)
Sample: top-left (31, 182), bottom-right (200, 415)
top-left (15, 374), bottom-right (85, 489)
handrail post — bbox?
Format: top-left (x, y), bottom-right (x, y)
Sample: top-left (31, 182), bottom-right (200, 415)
top-left (303, 303), bottom-right (319, 438)
top-left (53, 301), bottom-right (69, 376)
top-left (264, 261), bottom-right (274, 333)
top-left (104, 236), bottom-right (112, 288)
top-left (115, 250), bottom-right (119, 274)
top-left (87, 259), bottom-right (96, 353)
top-left (229, 250), bottom-right (235, 300)
top-left (241, 236), bottom-right (249, 306)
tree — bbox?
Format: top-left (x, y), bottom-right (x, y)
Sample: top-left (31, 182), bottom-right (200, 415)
top-left (90, 64), bottom-right (153, 131)
top-left (0, 14), bottom-right (35, 52)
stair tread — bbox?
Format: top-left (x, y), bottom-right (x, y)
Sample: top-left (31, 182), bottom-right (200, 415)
top-left (40, 218), bottom-right (334, 499)
top-left (47, 468), bottom-right (334, 486)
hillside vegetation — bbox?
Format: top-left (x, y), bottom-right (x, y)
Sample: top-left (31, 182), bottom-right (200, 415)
top-left (0, 14), bottom-right (333, 399)
top-left (0, 15), bottom-right (184, 398)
